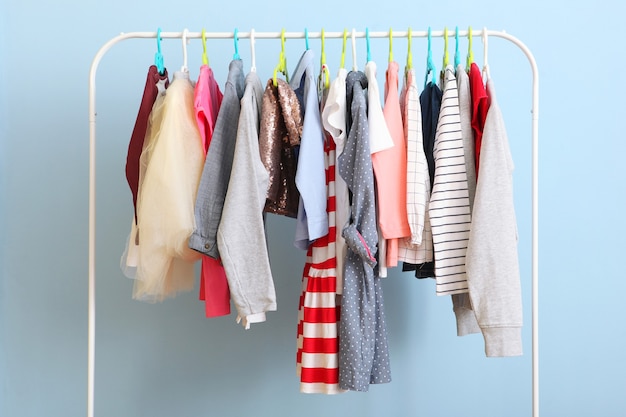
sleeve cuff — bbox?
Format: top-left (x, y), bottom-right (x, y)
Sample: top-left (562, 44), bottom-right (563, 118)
top-left (236, 312), bottom-right (268, 330)
top-left (482, 326), bottom-right (523, 357)
top-left (188, 232), bottom-right (219, 259)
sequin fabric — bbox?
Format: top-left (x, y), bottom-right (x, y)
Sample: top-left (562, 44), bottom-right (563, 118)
top-left (259, 78), bottom-right (303, 217)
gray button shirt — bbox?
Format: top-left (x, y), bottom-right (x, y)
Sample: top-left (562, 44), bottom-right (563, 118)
top-left (189, 60), bottom-right (245, 258)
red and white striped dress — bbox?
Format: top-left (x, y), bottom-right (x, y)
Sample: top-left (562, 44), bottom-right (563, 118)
top-left (296, 130), bottom-right (344, 394)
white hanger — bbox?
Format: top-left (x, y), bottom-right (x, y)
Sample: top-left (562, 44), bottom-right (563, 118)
top-left (250, 28), bottom-right (257, 73)
top-left (482, 27), bottom-right (490, 81)
top-left (181, 28), bottom-right (189, 72)
top-left (351, 28), bottom-right (358, 71)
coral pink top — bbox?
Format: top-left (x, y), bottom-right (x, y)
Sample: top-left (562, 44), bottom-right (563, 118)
top-left (372, 61), bottom-right (411, 267)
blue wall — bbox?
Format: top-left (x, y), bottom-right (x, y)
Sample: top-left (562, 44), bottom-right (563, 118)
top-left (1, 0), bottom-right (625, 416)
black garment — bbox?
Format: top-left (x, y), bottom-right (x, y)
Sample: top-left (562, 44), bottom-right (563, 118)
top-left (419, 81), bottom-right (442, 190)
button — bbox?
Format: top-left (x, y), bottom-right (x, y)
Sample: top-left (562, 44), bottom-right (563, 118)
top-left (204, 243), bottom-right (211, 250)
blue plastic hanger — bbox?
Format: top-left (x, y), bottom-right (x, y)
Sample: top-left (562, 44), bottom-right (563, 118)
top-left (233, 28), bottom-right (240, 60)
top-left (305, 28), bottom-right (310, 50)
top-left (424, 26), bottom-right (436, 88)
top-left (454, 26), bottom-right (461, 69)
top-left (155, 27), bottom-right (165, 75)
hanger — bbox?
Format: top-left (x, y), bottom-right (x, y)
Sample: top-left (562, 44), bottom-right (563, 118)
top-left (181, 28), bottom-right (189, 72)
top-left (340, 29), bottom-right (348, 69)
top-left (304, 28), bottom-right (310, 50)
top-left (406, 27), bottom-right (413, 71)
top-left (466, 25), bottom-right (474, 69)
top-left (388, 27), bottom-right (393, 63)
top-left (155, 27), bottom-right (165, 75)
top-left (201, 29), bottom-right (209, 66)
top-left (454, 26), bottom-right (461, 69)
top-left (273, 28), bottom-right (288, 86)
top-left (351, 28), bottom-right (358, 71)
top-left (424, 26), bottom-right (436, 88)
top-left (233, 28), bottom-right (240, 60)
top-left (366, 27), bottom-right (371, 63)
top-left (250, 28), bottom-right (257, 73)
top-left (320, 28), bottom-right (330, 89)
top-left (442, 27), bottom-right (449, 71)
top-left (482, 27), bottom-right (491, 81)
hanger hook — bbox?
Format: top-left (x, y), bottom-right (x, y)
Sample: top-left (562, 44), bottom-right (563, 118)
top-left (425, 26), bottom-right (436, 89)
top-left (351, 28), bottom-right (358, 71)
top-left (201, 28), bottom-right (208, 66)
top-left (341, 28), bottom-right (348, 69)
top-left (407, 27), bottom-right (413, 70)
top-left (467, 25), bottom-right (474, 69)
top-left (250, 28), bottom-right (257, 72)
top-left (454, 26), bottom-right (460, 68)
top-left (320, 28), bottom-right (330, 89)
top-left (273, 28), bottom-right (288, 86)
top-left (233, 28), bottom-right (240, 60)
top-left (482, 27), bottom-right (490, 81)
top-left (443, 26), bottom-right (449, 69)
top-left (181, 28), bottom-right (189, 72)
top-left (321, 28), bottom-right (326, 64)
top-left (305, 28), bottom-right (309, 50)
top-left (155, 27), bottom-right (164, 75)
top-left (388, 27), bottom-right (393, 63)
top-left (366, 27), bottom-right (371, 62)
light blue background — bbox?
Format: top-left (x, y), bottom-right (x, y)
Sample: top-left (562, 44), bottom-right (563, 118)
top-left (1, 0), bottom-right (625, 416)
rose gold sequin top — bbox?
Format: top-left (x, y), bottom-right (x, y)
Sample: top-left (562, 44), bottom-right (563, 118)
top-left (259, 78), bottom-right (303, 218)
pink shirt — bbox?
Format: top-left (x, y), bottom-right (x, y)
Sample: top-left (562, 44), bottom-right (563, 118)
top-left (194, 65), bottom-right (230, 318)
top-left (372, 61), bottom-right (411, 267)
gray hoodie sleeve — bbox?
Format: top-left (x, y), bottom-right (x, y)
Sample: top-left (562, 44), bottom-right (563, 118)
top-left (465, 79), bottom-right (523, 357)
top-left (217, 73), bottom-right (277, 329)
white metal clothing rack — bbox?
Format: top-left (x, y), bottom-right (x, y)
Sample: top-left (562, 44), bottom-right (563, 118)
top-left (87, 29), bottom-right (539, 417)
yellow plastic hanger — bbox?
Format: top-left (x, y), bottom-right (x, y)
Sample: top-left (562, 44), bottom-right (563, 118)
top-left (201, 28), bottom-right (209, 66)
top-left (388, 27), bottom-right (393, 63)
top-left (406, 27), bottom-right (413, 71)
top-left (340, 29), bottom-right (348, 69)
top-left (320, 28), bottom-right (330, 89)
top-left (273, 29), bottom-right (288, 86)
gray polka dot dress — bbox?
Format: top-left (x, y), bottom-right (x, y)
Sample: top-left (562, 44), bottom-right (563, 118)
top-left (337, 70), bottom-right (392, 391)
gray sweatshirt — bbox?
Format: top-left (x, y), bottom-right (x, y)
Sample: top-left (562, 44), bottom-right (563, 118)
top-left (465, 78), bottom-right (523, 357)
top-left (216, 72), bottom-right (277, 329)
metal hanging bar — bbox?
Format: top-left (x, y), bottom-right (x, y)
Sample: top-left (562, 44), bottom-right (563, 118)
top-left (88, 28), bottom-right (539, 417)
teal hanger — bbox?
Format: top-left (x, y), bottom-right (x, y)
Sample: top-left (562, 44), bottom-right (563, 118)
top-left (155, 27), bottom-right (165, 75)
top-left (454, 26), bottom-right (461, 68)
top-left (366, 27), bottom-right (371, 62)
top-left (424, 26), bottom-right (436, 88)
top-left (305, 28), bottom-right (310, 50)
top-left (233, 28), bottom-right (240, 60)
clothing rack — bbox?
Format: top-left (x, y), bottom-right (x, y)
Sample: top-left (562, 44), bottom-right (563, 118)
top-left (88, 28), bottom-right (539, 417)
